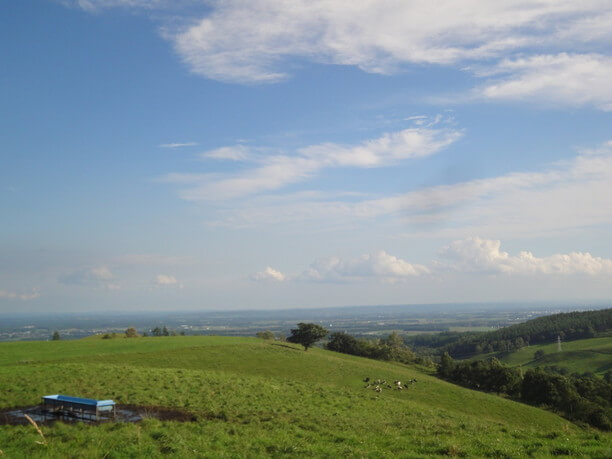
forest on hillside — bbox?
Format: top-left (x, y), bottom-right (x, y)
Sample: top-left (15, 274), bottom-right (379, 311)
top-left (436, 309), bottom-right (612, 358)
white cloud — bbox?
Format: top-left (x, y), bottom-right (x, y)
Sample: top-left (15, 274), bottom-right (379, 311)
top-left (168, 1), bottom-right (611, 84)
top-left (0, 289), bottom-right (40, 301)
top-left (60, 266), bottom-right (118, 289)
top-left (301, 251), bottom-right (429, 283)
top-left (439, 237), bottom-right (612, 275)
top-left (476, 53), bottom-right (612, 111)
top-left (203, 145), bottom-right (251, 161)
top-left (154, 274), bottom-right (180, 286)
top-left (283, 239), bottom-right (612, 284)
top-left (65, 0), bottom-right (173, 11)
top-left (251, 266), bottom-right (286, 282)
top-left (168, 123), bottom-right (461, 200)
top-left (208, 140), bottom-right (612, 239)
top-left (159, 142), bottom-right (198, 148)
top-left (69, 1), bottom-right (612, 109)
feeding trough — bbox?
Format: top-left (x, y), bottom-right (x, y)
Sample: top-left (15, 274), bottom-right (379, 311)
top-left (42, 395), bottom-right (116, 421)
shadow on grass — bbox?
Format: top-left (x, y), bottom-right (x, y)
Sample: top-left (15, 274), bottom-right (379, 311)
top-left (270, 343), bottom-right (303, 352)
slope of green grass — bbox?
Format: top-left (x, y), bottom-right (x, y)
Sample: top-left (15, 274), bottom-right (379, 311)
top-left (498, 336), bottom-right (612, 375)
top-left (1, 336), bottom-right (610, 457)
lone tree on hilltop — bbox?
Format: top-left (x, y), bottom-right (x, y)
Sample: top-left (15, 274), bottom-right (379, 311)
top-left (125, 327), bottom-right (138, 338)
top-left (51, 331), bottom-right (61, 341)
top-left (287, 323), bottom-right (328, 351)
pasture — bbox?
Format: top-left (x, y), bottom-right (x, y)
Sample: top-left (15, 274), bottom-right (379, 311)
top-left (0, 336), bottom-right (610, 457)
top-left (498, 336), bottom-right (612, 376)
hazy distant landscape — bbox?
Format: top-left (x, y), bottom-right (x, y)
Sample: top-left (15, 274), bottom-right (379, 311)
top-left (1, 302), bottom-right (604, 342)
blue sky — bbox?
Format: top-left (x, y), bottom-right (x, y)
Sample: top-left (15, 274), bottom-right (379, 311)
top-left (2, 0), bottom-right (612, 313)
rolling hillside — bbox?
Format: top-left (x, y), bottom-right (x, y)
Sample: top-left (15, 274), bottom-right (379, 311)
top-left (446, 308), bottom-right (612, 358)
top-left (0, 336), bottom-right (610, 457)
top-left (498, 336), bottom-right (612, 376)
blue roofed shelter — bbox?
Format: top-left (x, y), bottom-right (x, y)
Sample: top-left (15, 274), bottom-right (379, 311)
top-left (42, 395), bottom-right (116, 420)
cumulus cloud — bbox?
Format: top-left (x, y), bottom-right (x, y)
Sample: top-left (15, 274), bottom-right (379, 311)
top-left (476, 53), bottom-right (612, 111)
top-left (165, 122), bottom-right (460, 200)
top-left (255, 238), bottom-right (612, 286)
top-left (59, 266), bottom-right (118, 289)
top-left (301, 251), bottom-right (429, 283)
top-left (0, 289), bottom-right (40, 301)
top-left (251, 267), bottom-right (286, 282)
top-left (154, 274), bottom-right (181, 286)
top-left (439, 237), bottom-right (612, 275)
top-left (296, 239), bottom-right (612, 282)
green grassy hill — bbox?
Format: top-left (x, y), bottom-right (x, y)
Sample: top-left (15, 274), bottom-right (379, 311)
top-left (1, 336), bottom-right (610, 457)
top-left (497, 336), bottom-right (612, 376)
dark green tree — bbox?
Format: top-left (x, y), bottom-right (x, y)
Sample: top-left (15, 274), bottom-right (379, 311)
top-left (51, 331), bottom-right (61, 341)
top-left (326, 331), bottom-right (361, 354)
top-left (152, 327), bottom-right (162, 337)
top-left (287, 323), bottom-right (328, 351)
top-left (437, 352), bottom-right (454, 378)
top-left (534, 349), bottom-right (545, 360)
top-left (162, 326), bottom-right (170, 336)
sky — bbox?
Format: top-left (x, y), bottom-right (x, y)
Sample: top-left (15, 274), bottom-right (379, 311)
top-left (2, 0), bottom-right (612, 313)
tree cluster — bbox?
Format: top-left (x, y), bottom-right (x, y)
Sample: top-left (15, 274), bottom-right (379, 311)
top-left (444, 309), bottom-right (611, 357)
top-left (438, 354), bottom-right (522, 395)
top-left (326, 331), bottom-right (424, 365)
top-left (149, 326), bottom-right (184, 337)
top-left (437, 353), bottom-right (612, 430)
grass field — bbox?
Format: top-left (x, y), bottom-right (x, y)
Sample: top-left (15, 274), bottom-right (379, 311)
top-left (1, 336), bottom-right (610, 457)
top-left (496, 336), bottom-right (612, 376)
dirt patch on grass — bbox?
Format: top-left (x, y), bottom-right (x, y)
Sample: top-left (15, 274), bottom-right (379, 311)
top-left (120, 404), bottom-right (198, 422)
top-left (0, 405), bottom-right (197, 426)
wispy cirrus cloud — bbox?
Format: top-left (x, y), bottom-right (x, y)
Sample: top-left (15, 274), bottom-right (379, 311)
top-left (68, 1), bottom-right (612, 110)
top-left (163, 122), bottom-right (461, 200)
top-left (168, 1), bottom-right (612, 84)
top-left (59, 266), bottom-right (120, 290)
top-left (159, 142), bottom-right (199, 148)
top-left (203, 145), bottom-right (251, 161)
top-left (62, 0), bottom-right (179, 11)
top-left (475, 53), bottom-right (612, 111)
top-left (207, 140), bottom-right (612, 239)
